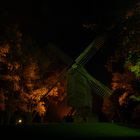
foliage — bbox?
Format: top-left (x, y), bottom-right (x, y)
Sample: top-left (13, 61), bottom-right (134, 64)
top-left (103, 2), bottom-right (140, 124)
top-left (125, 53), bottom-right (140, 77)
top-left (0, 24), bottom-right (68, 124)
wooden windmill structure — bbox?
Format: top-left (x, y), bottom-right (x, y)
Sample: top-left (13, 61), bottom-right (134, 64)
top-left (66, 34), bottom-right (112, 119)
top-left (41, 33), bottom-right (113, 121)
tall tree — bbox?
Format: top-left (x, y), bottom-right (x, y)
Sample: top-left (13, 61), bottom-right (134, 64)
top-left (0, 24), bottom-right (68, 124)
top-left (103, 2), bottom-right (140, 124)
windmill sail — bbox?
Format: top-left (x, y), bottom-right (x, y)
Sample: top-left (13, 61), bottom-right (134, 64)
top-left (75, 35), bottom-right (106, 66)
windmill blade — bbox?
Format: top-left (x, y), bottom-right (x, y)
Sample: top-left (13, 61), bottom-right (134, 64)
top-left (75, 35), bottom-right (106, 66)
top-left (47, 43), bottom-right (74, 65)
top-left (75, 66), bottom-right (112, 97)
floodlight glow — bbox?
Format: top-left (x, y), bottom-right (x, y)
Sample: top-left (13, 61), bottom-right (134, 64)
top-left (18, 119), bottom-right (22, 123)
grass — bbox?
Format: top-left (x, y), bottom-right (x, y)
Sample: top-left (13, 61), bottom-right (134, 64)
top-left (2, 122), bottom-right (140, 139)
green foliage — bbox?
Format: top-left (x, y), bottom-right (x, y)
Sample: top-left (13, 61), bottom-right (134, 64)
top-left (129, 61), bottom-right (140, 77)
top-left (125, 52), bottom-right (140, 77)
top-left (104, 2), bottom-right (140, 124)
top-left (129, 95), bottom-right (140, 102)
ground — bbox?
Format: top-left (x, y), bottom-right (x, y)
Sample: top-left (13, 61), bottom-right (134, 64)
top-left (2, 122), bottom-right (140, 139)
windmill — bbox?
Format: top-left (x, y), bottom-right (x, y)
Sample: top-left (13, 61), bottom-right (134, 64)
top-left (67, 19), bottom-right (125, 119)
top-left (41, 32), bottom-right (113, 122)
top-left (66, 34), bottom-right (112, 121)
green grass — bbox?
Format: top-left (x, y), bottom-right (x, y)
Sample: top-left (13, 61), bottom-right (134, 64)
top-left (3, 122), bottom-right (140, 139)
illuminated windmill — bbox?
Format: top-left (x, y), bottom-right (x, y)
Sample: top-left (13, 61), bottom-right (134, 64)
top-left (42, 34), bottom-right (113, 120)
top-left (66, 34), bottom-right (112, 118)
top-left (63, 20), bottom-right (127, 119)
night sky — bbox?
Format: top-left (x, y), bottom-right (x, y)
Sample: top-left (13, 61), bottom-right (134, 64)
top-left (0, 0), bottom-right (137, 85)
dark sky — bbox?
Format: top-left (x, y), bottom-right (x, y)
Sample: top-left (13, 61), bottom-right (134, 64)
top-left (0, 0), bottom-right (137, 85)
top-left (1, 1), bottom-right (135, 44)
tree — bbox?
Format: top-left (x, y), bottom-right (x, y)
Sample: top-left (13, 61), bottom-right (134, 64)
top-left (0, 24), bottom-right (68, 124)
top-left (103, 2), bottom-right (140, 124)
